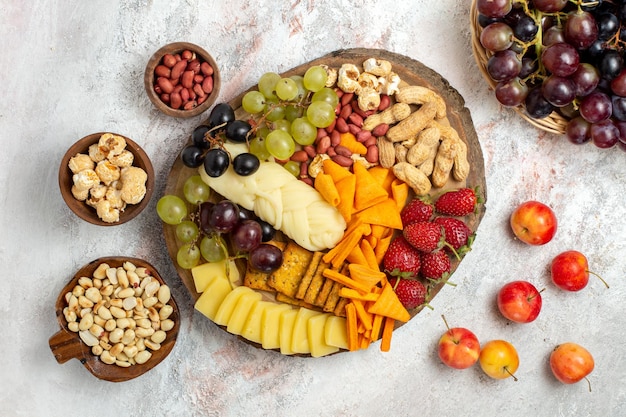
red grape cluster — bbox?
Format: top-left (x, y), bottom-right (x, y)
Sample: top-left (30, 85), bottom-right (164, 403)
top-left (476, 0), bottom-right (626, 150)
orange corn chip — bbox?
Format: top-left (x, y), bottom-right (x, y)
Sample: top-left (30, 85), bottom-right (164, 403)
top-left (353, 162), bottom-right (388, 211)
top-left (339, 132), bottom-right (367, 155)
top-left (368, 282), bottom-right (410, 322)
top-left (339, 287), bottom-right (380, 302)
top-left (374, 233), bottom-right (394, 265)
top-left (322, 268), bottom-right (371, 294)
top-left (391, 179), bottom-right (410, 209)
top-left (380, 316), bottom-right (395, 352)
top-left (354, 198), bottom-right (403, 229)
top-left (360, 239), bottom-right (379, 271)
top-left (347, 263), bottom-right (385, 291)
top-left (322, 223), bottom-right (370, 268)
top-left (368, 166), bottom-right (395, 191)
top-left (314, 172), bottom-right (341, 207)
top-left (335, 174), bottom-right (357, 222)
top-left (345, 303), bottom-right (359, 351)
top-left (323, 158), bottom-right (352, 183)
top-left (346, 244), bottom-right (368, 266)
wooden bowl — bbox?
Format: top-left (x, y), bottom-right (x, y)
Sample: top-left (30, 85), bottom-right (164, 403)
top-left (144, 42), bottom-right (221, 118)
top-left (48, 257), bottom-right (180, 382)
top-left (58, 132), bottom-right (155, 226)
top-left (469, 0), bottom-right (568, 135)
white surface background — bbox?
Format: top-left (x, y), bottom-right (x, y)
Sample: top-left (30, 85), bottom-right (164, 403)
top-left (1, 1), bottom-right (625, 416)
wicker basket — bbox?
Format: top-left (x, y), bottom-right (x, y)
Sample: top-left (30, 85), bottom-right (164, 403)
top-left (469, 0), bottom-right (569, 135)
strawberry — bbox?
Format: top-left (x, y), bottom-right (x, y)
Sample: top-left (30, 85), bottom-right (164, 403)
top-left (403, 221), bottom-right (445, 253)
top-left (434, 217), bottom-right (474, 255)
top-left (400, 197), bottom-right (433, 226)
top-left (420, 250), bottom-right (451, 281)
top-left (383, 236), bottom-right (421, 278)
top-left (434, 187), bottom-right (481, 217)
top-left (389, 277), bottom-right (427, 310)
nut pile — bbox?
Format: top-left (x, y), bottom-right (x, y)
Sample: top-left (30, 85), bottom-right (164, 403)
top-left (68, 133), bottom-right (148, 223)
top-left (152, 48), bottom-right (215, 111)
top-left (62, 261), bottom-right (175, 368)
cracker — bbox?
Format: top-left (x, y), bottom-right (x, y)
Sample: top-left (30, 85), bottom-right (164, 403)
top-left (295, 251), bottom-right (324, 300)
top-left (276, 292), bottom-right (316, 309)
top-left (268, 241), bottom-right (314, 299)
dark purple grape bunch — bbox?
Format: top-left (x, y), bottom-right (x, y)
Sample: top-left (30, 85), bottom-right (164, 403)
top-left (476, 0), bottom-right (626, 150)
top-left (198, 199), bottom-right (281, 273)
top-left (180, 103), bottom-right (262, 174)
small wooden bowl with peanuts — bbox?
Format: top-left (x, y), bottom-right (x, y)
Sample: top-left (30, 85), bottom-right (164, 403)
top-left (49, 257), bottom-right (180, 382)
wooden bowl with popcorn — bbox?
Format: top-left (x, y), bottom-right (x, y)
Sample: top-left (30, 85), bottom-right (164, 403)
top-left (59, 132), bottom-right (155, 226)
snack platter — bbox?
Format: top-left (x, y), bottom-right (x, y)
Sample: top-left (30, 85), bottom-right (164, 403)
top-left (163, 48), bottom-right (487, 356)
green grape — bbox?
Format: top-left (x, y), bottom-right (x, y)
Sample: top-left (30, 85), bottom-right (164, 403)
top-left (290, 117), bottom-right (317, 145)
top-left (275, 78), bottom-right (298, 101)
top-left (183, 175), bottom-right (211, 204)
top-left (306, 100), bottom-right (336, 128)
top-left (303, 66), bottom-right (328, 92)
top-left (284, 104), bottom-right (303, 121)
top-left (256, 126), bottom-right (271, 139)
top-left (289, 75), bottom-right (308, 101)
top-left (249, 136), bottom-right (271, 161)
top-left (200, 234), bottom-right (226, 262)
top-left (242, 91), bottom-right (266, 114)
top-left (272, 119), bottom-right (291, 133)
top-left (156, 195), bottom-right (188, 225)
top-left (258, 72), bottom-right (281, 99)
top-left (176, 220), bottom-right (199, 243)
top-left (265, 129), bottom-right (296, 160)
top-left (177, 243), bottom-right (201, 269)
top-left (283, 160), bottom-right (300, 177)
top-left (311, 87), bottom-right (339, 109)
top-left (264, 97), bottom-right (286, 122)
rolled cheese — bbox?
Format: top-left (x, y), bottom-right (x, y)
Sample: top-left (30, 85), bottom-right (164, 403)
top-left (198, 143), bottom-right (346, 251)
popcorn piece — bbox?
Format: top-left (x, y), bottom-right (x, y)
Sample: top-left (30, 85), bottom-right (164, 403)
top-left (98, 133), bottom-right (127, 158)
top-left (68, 153), bottom-right (94, 174)
top-left (337, 63), bottom-right (360, 93)
top-left (88, 143), bottom-right (107, 163)
top-left (320, 64), bottom-right (338, 88)
top-left (108, 150), bottom-right (134, 168)
top-left (363, 58), bottom-right (393, 77)
top-left (379, 72), bottom-right (401, 96)
top-left (72, 169), bottom-right (100, 191)
top-left (105, 184), bottom-right (126, 210)
top-left (357, 72), bottom-right (380, 95)
top-left (120, 166), bottom-right (148, 204)
top-left (89, 183), bottom-right (107, 200)
top-left (95, 160), bottom-right (121, 185)
top-left (95, 199), bottom-right (120, 223)
top-left (357, 87), bottom-right (381, 112)
top-left (71, 185), bottom-right (90, 201)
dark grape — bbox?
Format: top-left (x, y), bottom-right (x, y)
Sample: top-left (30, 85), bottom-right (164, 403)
top-left (611, 95), bottom-right (626, 121)
top-left (542, 75), bottom-right (576, 107)
top-left (599, 50), bottom-right (623, 80)
top-left (571, 63), bottom-right (600, 96)
top-left (579, 91), bottom-right (612, 123)
top-left (199, 201), bottom-right (214, 234)
top-left (533, 0), bottom-right (568, 13)
top-left (495, 77), bottom-right (529, 107)
top-left (209, 200), bottom-right (240, 233)
top-left (476, 0), bottom-right (512, 18)
top-left (564, 11), bottom-right (599, 50)
top-left (257, 219), bottom-right (276, 242)
top-left (180, 145), bottom-right (205, 168)
top-left (192, 125), bottom-right (211, 148)
top-left (525, 87), bottom-right (555, 119)
top-left (232, 152), bottom-right (260, 176)
top-left (487, 49), bottom-right (522, 81)
top-left (225, 120), bottom-right (252, 143)
top-left (513, 14), bottom-right (539, 42)
top-left (590, 119), bottom-right (619, 148)
top-left (230, 219), bottom-right (262, 253)
top-left (237, 206), bottom-right (255, 221)
top-left (203, 148), bottom-right (230, 177)
top-left (541, 42), bottom-right (580, 77)
top-left (566, 117), bottom-right (592, 144)
top-left (597, 12), bottom-right (619, 40)
top-left (480, 22), bottom-right (515, 52)
top-left (249, 243), bottom-right (283, 273)
top-left (519, 55), bottom-right (538, 78)
top-left (543, 26), bottom-right (566, 46)
top-left (208, 103), bottom-right (235, 128)
top-left (610, 69), bottom-right (626, 96)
